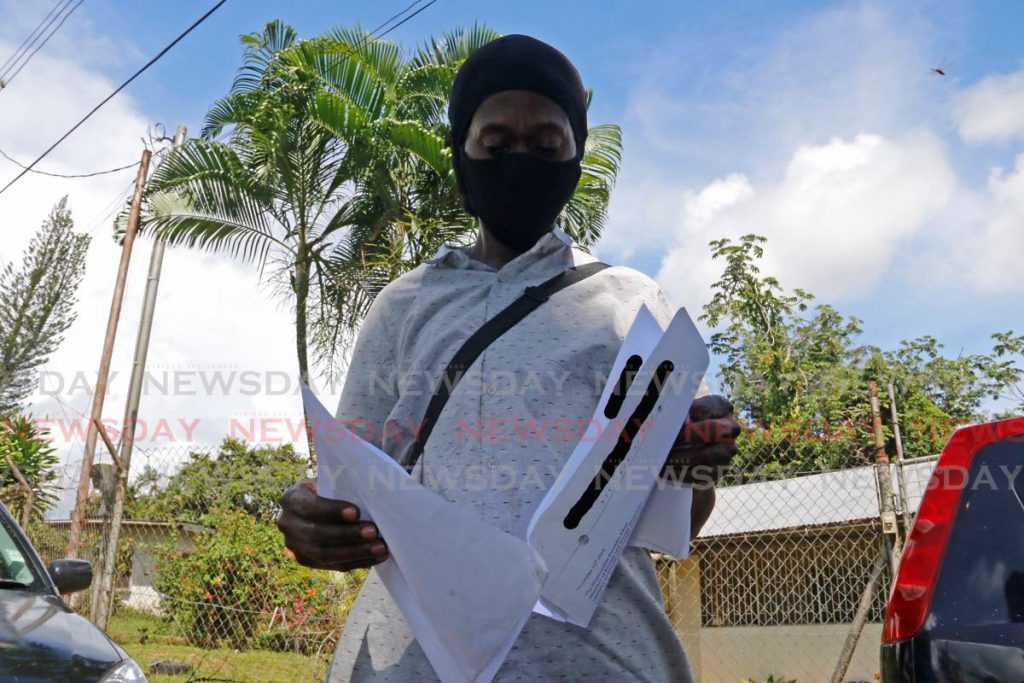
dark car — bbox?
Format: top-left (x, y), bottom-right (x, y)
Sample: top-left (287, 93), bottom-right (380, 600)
top-left (0, 502), bottom-right (147, 682)
top-left (881, 416), bottom-right (1024, 682)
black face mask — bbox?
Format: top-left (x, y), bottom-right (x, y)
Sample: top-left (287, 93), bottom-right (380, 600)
top-left (459, 153), bottom-right (581, 252)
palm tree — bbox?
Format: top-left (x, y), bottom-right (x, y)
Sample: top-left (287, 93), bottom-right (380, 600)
top-left (125, 21), bottom-right (622, 460)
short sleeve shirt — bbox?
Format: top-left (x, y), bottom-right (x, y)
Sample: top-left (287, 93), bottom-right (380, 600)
top-left (327, 227), bottom-right (698, 683)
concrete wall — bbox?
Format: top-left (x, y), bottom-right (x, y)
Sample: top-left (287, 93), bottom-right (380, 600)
top-left (694, 623), bottom-right (882, 683)
top-left (121, 526), bottom-right (197, 614)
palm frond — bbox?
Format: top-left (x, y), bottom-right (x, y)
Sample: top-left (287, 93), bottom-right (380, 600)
top-left (408, 23), bottom-right (501, 70)
top-left (284, 40), bottom-right (389, 119)
top-left (320, 25), bottom-right (404, 88)
top-left (561, 124), bottom-right (623, 246)
top-left (233, 20), bottom-right (300, 94)
top-left (141, 193), bottom-right (284, 266)
top-left (383, 119), bottom-right (452, 178)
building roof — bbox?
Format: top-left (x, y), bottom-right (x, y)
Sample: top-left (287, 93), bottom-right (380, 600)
top-left (699, 458), bottom-right (938, 538)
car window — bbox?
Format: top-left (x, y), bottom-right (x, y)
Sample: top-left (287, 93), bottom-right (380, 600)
top-left (928, 439), bottom-right (1024, 640)
top-left (0, 517), bottom-right (40, 588)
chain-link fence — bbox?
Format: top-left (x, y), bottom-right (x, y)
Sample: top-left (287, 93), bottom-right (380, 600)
top-left (655, 447), bottom-right (938, 683)
top-left (21, 416), bottom-right (939, 682)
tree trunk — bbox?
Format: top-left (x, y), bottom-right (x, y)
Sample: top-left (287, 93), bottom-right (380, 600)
top-left (294, 250), bottom-right (316, 470)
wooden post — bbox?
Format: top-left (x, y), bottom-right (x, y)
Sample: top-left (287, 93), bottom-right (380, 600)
top-left (66, 148), bottom-right (151, 562)
top-left (91, 128), bottom-right (185, 629)
top-left (88, 420), bottom-right (123, 622)
top-left (870, 380), bottom-right (900, 572)
top-left (830, 550), bottom-right (887, 683)
top-left (887, 382), bottom-right (913, 531)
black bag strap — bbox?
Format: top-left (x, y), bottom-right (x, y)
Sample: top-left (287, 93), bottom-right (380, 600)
top-left (405, 260), bottom-right (610, 473)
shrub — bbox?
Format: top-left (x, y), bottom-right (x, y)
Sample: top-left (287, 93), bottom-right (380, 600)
top-left (153, 509), bottom-right (359, 650)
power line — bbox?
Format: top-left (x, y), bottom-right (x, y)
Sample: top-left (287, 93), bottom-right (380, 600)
top-left (79, 146), bottom-right (169, 237)
top-left (0, 148), bottom-right (138, 178)
top-left (366, 0), bottom-right (431, 37)
top-left (81, 177), bottom-right (138, 237)
top-left (0, 0), bottom-right (228, 198)
top-left (375, 0), bottom-right (440, 40)
top-left (1, 0), bottom-right (85, 90)
top-left (0, 0), bottom-right (73, 81)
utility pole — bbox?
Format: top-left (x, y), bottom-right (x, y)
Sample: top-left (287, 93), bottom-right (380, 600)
top-left (66, 149), bottom-right (152, 561)
top-left (91, 128), bottom-right (185, 628)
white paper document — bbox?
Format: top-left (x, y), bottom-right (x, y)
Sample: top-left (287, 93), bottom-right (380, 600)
top-left (527, 306), bottom-right (709, 626)
top-left (305, 386), bottom-right (545, 683)
top-left (624, 307), bottom-right (698, 560)
top-left (303, 306), bottom-right (708, 682)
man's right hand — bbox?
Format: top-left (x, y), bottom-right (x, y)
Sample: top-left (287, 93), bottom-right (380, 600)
top-left (276, 480), bottom-right (389, 572)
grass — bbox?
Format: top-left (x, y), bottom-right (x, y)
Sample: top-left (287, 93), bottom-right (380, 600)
top-left (107, 608), bottom-right (325, 683)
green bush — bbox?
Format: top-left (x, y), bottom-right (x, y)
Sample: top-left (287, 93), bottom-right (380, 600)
top-left (153, 509), bottom-right (358, 651)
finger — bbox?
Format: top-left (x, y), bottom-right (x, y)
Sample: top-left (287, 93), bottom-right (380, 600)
top-left (689, 395), bottom-right (734, 421)
top-left (322, 542), bottom-right (390, 571)
top-left (294, 549), bottom-right (384, 572)
top-left (290, 540), bottom-right (389, 568)
top-left (280, 480), bottom-right (360, 523)
top-left (675, 418), bottom-right (741, 446)
top-left (322, 553), bottom-right (389, 572)
top-left (276, 506), bottom-right (377, 545)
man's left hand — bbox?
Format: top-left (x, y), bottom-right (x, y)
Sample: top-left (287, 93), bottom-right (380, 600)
top-left (661, 395), bottom-right (740, 487)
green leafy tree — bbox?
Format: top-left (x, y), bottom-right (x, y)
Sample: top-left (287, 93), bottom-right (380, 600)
top-left (702, 234), bottom-right (1022, 475)
top-left (123, 21), bottom-right (622, 409)
top-left (0, 197), bottom-right (90, 414)
top-left (988, 331), bottom-right (1024, 417)
top-left (130, 438), bottom-right (307, 524)
top-left (0, 415), bottom-right (59, 525)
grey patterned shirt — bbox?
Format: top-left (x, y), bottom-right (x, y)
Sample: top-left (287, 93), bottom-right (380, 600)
top-left (327, 226), bottom-right (699, 682)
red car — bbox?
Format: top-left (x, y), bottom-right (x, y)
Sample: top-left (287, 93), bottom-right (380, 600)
top-left (881, 417), bottom-right (1024, 681)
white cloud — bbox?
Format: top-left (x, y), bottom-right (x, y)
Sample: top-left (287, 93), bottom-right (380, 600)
top-left (917, 154), bottom-right (1024, 295)
top-left (601, 0), bottom-right (1024, 324)
top-left (954, 69), bottom-right (1024, 144)
top-left (653, 131), bottom-right (956, 308)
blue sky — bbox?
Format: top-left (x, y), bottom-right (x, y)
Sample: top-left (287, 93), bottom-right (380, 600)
top-left (1, 0), bottom-right (1022, 452)
top-left (64, 0), bottom-right (1022, 346)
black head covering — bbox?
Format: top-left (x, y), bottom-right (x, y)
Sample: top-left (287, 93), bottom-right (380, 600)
top-left (448, 35), bottom-right (588, 194)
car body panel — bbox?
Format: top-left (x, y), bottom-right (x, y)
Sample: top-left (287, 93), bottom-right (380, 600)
top-left (0, 503), bottom-right (130, 682)
top-left (0, 589), bottom-right (127, 680)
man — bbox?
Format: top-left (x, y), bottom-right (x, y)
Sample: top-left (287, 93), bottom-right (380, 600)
top-left (277, 34), bottom-right (739, 682)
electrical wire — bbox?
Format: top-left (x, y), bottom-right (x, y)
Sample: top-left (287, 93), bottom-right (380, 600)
top-left (375, 0), bottom-right (439, 40)
top-left (79, 146), bottom-right (169, 237)
top-left (0, 0), bottom-right (441, 191)
top-left (0, 0), bottom-right (73, 82)
top-left (0, 0), bottom-right (85, 90)
top-left (0, 0), bottom-right (228, 198)
top-left (365, 0), bottom-right (431, 38)
top-left (0, 148), bottom-right (138, 179)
